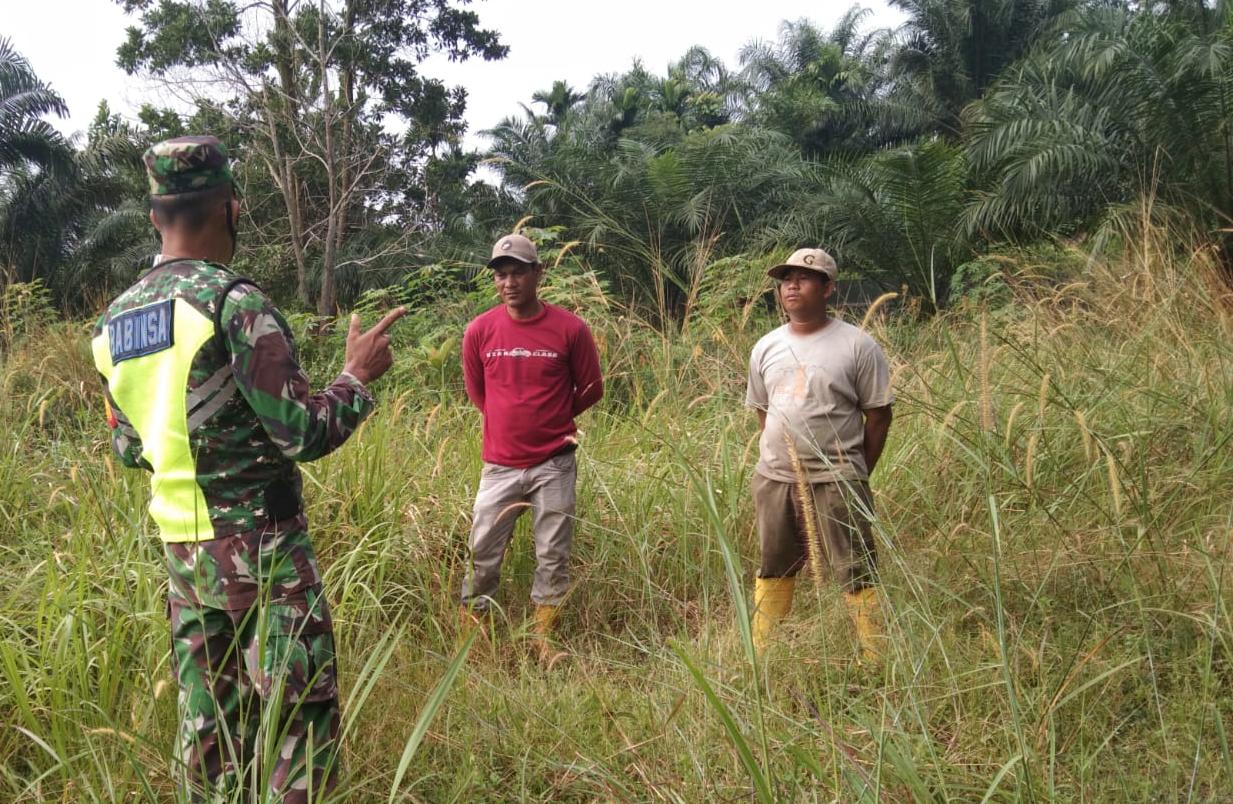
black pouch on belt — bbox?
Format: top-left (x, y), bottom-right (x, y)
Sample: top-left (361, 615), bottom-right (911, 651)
top-left (264, 474), bottom-right (302, 521)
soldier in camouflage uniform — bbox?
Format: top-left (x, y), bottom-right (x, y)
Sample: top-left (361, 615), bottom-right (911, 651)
top-left (91, 136), bottom-right (405, 802)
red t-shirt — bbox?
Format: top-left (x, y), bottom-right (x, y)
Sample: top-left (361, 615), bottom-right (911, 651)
top-left (462, 302), bottom-right (603, 467)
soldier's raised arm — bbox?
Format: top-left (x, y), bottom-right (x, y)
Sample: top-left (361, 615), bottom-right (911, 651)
top-left (220, 284), bottom-right (404, 463)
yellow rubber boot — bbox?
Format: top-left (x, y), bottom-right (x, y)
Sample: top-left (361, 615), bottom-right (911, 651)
top-left (845, 587), bottom-right (885, 664)
top-left (752, 577), bottom-right (796, 653)
top-left (530, 604), bottom-right (563, 666)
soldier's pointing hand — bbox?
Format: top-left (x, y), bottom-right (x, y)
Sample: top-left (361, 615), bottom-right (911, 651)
top-left (344, 307), bottom-right (407, 385)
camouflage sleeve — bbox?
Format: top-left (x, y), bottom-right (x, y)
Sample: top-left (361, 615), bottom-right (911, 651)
top-left (222, 285), bottom-right (375, 462)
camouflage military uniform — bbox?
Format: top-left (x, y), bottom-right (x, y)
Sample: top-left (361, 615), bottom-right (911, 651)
top-left (93, 137), bottom-right (371, 802)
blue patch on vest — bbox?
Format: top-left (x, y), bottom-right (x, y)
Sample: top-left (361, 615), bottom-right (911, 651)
top-left (108, 300), bottom-right (175, 363)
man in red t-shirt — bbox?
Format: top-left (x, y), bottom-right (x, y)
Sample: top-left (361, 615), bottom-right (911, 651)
top-left (461, 233), bottom-right (603, 660)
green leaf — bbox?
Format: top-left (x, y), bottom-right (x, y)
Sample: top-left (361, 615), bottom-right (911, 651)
top-left (387, 632), bottom-right (476, 802)
top-left (673, 644), bottom-right (774, 804)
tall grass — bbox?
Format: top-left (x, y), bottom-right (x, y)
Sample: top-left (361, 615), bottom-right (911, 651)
top-left (1, 220), bottom-right (1231, 800)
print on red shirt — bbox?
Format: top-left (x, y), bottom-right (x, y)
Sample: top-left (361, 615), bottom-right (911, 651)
top-left (463, 303), bottom-right (603, 468)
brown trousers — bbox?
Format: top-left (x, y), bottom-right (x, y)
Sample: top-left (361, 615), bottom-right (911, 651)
top-left (753, 473), bottom-right (878, 591)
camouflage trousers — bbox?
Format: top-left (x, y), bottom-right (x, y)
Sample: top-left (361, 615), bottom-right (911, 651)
top-left (168, 584), bottom-right (340, 802)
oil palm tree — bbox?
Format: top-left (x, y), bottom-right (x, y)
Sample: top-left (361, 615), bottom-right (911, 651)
top-left (768, 137), bottom-right (968, 305)
top-left (1, 101), bottom-right (150, 310)
top-left (964, 2), bottom-right (1233, 244)
top-left (0, 37), bottom-right (73, 179)
top-left (739, 12), bottom-right (889, 156)
top-left (887, 0), bottom-right (1079, 138)
top-left (531, 80), bottom-right (585, 128)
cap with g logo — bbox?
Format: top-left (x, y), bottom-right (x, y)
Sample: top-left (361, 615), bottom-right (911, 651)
top-left (767, 247), bottom-right (837, 280)
top-left (487, 234), bottom-right (539, 268)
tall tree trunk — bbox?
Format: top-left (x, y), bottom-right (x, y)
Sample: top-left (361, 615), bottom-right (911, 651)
top-left (336, 0), bottom-right (357, 251)
top-left (285, 156), bottom-right (310, 305)
top-left (259, 103), bottom-right (310, 306)
top-left (317, 3), bottom-right (339, 317)
top-left (270, 0), bottom-right (312, 307)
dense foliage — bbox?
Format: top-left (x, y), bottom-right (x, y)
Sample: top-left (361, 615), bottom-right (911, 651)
top-left (2, 1), bottom-right (1231, 318)
top-left (3, 215), bottom-right (1232, 800)
top-left (3, 3), bottom-right (1233, 800)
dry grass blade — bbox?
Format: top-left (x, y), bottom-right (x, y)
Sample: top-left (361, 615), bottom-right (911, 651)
top-left (785, 434), bottom-right (826, 583)
top-left (860, 292), bottom-right (899, 329)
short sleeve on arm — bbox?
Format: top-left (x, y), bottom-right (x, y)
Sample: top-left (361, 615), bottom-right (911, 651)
top-left (746, 342), bottom-right (768, 410)
top-left (856, 337), bottom-right (894, 409)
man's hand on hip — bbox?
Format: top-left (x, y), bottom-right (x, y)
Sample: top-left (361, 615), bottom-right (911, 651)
top-left (343, 307), bottom-right (407, 385)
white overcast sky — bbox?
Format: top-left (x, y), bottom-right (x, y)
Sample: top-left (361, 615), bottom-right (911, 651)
top-left (5, 0), bottom-right (905, 148)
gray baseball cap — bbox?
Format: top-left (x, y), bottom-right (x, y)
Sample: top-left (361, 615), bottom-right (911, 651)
top-left (487, 234), bottom-right (539, 268)
top-left (767, 247), bottom-right (837, 281)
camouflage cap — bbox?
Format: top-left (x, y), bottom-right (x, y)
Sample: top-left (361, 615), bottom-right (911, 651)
top-left (143, 135), bottom-right (234, 196)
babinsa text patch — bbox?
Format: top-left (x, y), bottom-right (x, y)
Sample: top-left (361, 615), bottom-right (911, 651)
top-left (109, 300), bottom-right (175, 363)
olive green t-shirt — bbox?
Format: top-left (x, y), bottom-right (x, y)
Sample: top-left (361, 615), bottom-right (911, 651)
top-left (746, 319), bottom-right (893, 483)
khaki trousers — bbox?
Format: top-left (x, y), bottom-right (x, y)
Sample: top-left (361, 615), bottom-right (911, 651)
top-left (461, 452), bottom-right (577, 609)
top-left (753, 473), bottom-right (878, 591)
